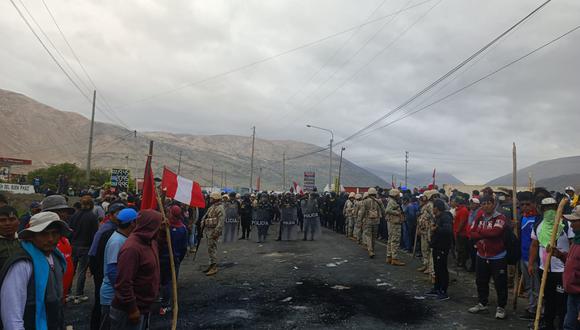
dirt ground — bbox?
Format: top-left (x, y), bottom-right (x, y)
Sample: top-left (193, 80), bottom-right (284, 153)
top-left (65, 225), bottom-right (530, 330)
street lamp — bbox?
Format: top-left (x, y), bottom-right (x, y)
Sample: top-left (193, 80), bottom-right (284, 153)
top-left (306, 124), bottom-right (334, 192)
top-left (338, 147), bottom-right (346, 193)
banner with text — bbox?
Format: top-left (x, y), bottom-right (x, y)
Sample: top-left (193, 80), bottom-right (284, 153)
top-left (303, 171), bottom-right (316, 191)
top-left (0, 183), bottom-right (35, 194)
top-left (111, 169), bottom-right (130, 189)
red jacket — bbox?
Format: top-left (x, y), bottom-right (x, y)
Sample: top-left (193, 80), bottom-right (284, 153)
top-left (453, 205), bottom-right (469, 238)
top-left (57, 237), bottom-right (73, 300)
top-left (564, 243), bottom-right (580, 294)
top-left (112, 210), bottom-right (161, 313)
top-left (470, 211), bottom-right (507, 258)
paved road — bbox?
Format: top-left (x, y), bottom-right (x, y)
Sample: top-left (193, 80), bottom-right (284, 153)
top-left (66, 225), bottom-right (530, 329)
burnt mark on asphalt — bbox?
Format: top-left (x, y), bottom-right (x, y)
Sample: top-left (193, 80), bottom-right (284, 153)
top-left (184, 279), bottom-right (431, 329)
top-left (271, 279), bottom-right (430, 326)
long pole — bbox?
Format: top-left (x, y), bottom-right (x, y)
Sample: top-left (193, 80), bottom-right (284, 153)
top-left (134, 130), bottom-right (138, 195)
top-left (86, 90), bottom-right (96, 183)
top-left (512, 143), bottom-right (519, 311)
top-left (249, 126), bottom-right (256, 192)
top-left (338, 147), bottom-right (345, 192)
top-left (329, 137), bottom-right (333, 192)
top-left (534, 198), bottom-right (568, 330)
top-left (282, 152), bottom-right (286, 191)
top-left (155, 189), bottom-right (179, 330)
top-left (177, 151), bottom-right (182, 175)
top-left (211, 166), bottom-right (214, 188)
top-left (405, 151), bottom-right (409, 187)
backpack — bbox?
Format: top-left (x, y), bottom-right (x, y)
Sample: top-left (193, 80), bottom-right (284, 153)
top-left (504, 225), bottom-right (521, 265)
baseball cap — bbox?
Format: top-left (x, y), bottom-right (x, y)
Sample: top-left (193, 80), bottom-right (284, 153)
top-left (117, 208), bottom-right (138, 224)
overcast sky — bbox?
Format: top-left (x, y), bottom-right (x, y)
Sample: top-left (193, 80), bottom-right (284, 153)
top-left (1, 0), bottom-right (579, 184)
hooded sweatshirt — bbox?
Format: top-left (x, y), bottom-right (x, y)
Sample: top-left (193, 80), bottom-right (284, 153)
top-left (112, 210), bottom-right (161, 314)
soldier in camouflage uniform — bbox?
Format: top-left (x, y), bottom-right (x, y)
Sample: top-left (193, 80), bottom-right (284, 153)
top-left (417, 190), bottom-right (438, 278)
top-left (357, 188), bottom-right (385, 258)
top-left (385, 189), bottom-right (405, 265)
top-left (202, 191), bottom-right (225, 276)
top-left (354, 193), bottom-right (365, 245)
top-left (343, 193), bottom-right (357, 239)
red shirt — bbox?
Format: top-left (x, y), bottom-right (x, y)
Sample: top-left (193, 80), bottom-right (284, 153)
top-left (470, 211), bottom-right (507, 258)
top-left (564, 243), bottom-right (580, 294)
top-left (453, 205), bottom-right (469, 237)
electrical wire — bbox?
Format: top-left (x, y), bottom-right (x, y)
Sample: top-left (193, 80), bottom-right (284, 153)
top-left (334, 0), bottom-right (553, 146)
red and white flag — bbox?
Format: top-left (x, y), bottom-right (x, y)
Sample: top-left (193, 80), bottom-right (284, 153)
top-left (161, 167), bottom-right (205, 208)
top-left (293, 181), bottom-right (304, 195)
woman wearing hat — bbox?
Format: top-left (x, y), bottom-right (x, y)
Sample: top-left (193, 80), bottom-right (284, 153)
top-left (0, 211), bottom-right (72, 329)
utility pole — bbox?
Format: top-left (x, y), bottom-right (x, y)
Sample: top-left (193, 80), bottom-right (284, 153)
top-left (282, 152), bottom-right (286, 191)
top-left (257, 167), bottom-right (262, 191)
top-left (125, 155), bottom-right (129, 170)
top-left (86, 90), bottom-right (96, 183)
top-left (338, 147), bottom-right (345, 192)
top-left (177, 151), bottom-right (182, 175)
top-left (224, 170), bottom-right (227, 187)
top-left (249, 126), bottom-right (256, 192)
top-left (405, 151), bottom-right (409, 187)
top-left (211, 166), bottom-right (214, 188)
top-left (329, 137), bottom-right (333, 192)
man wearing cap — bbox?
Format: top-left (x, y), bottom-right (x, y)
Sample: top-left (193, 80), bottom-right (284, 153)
top-left (343, 193), bottom-right (357, 240)
top-left (100, 208), bottom-right (137, 329)
top-left (385, 189), bottom-right (404, 265)
top-left (417, 190), bottom-right (438, 277)
top-left (565, 186), bottom-right (578, 212)
top-left (357, 188), bottom-right (385, 258)
top-left (68, 194), bottom-right (99, 304)
top-left (352, 193), bottom-right (363, 244)
top-left (562, 206), bottom-right (580, 329)
top-left (0, 206), bottom-right (21, 271)
top-left (0, 212), bottom-right (71, 329)
top-left (201, 192), bottom-right (225, 276)
top-left (110, 210), bottom-right (160, 329)
top-left (40, 195), bottom-right (76, 301)
top-left (88, 202), bottom-right (125, 330)
top-left (528, 197), bottom-right (573, 329)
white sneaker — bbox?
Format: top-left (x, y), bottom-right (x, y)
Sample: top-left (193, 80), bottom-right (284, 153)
top-left (468, 303), bottom-right (488, 314)
top-left (495, 307), bottom-right (506, 319)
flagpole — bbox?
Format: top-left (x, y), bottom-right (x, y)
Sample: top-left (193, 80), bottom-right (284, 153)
top-left (148, 141), bottom-right (179, 330)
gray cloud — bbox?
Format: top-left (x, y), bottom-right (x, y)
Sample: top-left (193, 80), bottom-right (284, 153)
top-left (1, 0), bottom-right (579, 184)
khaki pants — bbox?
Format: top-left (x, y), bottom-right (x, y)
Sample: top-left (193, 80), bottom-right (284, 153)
top-left (420, 232), bottom-right (434, 275)
top-left (206, 228), bottom-right (219, 264)
top-left (364, 223), bottom-right (378, 254)
top-left (387, 223), bottom-right (401, 259)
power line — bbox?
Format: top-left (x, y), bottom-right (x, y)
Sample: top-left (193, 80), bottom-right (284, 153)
top-left (111, 0), bottom-right (437, 111)
top-left (37, 0), bottom-right (130, 129)
top-left (278, 0), bottom-right (442, 128)
top-left (357, 23), bottom-right (580, 139)
top-left (334, 0), bottom-right (553, 146)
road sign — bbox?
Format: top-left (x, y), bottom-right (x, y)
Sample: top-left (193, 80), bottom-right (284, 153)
top-left (111, 169), bottom-right (130, 188)
top-left (303, 171), bottom-right (316, 191)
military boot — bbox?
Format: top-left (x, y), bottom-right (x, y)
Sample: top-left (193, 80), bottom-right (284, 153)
top-left (205, 263), bottom-right (218, 276)
top-left (368, 251), bottom-right (375, 258)
top-left (386, 257), bottom-right (392, 264)
top-left (203, 264), bottom-right (213, 273)
top-left (391, 259), bottom-right (405, 266)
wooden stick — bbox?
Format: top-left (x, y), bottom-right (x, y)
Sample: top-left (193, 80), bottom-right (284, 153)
top-left (156, 188), bottom-right (179, 330)
top-left (512, 143), bottom-right (519, 311)
top-left (412, 221), bottom-right (419, 258)
top-left (533, 198), bottom-right (568, 330)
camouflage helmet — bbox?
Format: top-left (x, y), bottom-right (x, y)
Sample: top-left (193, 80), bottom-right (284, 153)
top-left (367, 187), bottom-right (378, 196)
top-left (363, 192), bottom-right (369, 199)
top-left (348, 192), bottom-right (356, 199)
top-left (355, 193), bottom-right (362, 200)
top-left (210, 192), bottom-right (222, 200)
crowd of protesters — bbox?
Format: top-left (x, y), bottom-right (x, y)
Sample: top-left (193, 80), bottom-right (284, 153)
top-left (0, 181), bottom-right (579, 329)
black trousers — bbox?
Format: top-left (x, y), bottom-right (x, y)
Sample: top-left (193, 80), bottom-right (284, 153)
top-left (538, 269), bottom-right (566, 330)
top-left (89, 257), bottom-right (103, 330)
top-left (476, 256), bottom-right (508, 308)
top-left (433, 248), bottom-right (449, 293)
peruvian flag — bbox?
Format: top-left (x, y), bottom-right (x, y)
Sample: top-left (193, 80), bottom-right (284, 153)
top-left (161, 167), bottom-right (206, 208)
top-left (293, 181), bottom-right (304, 195)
